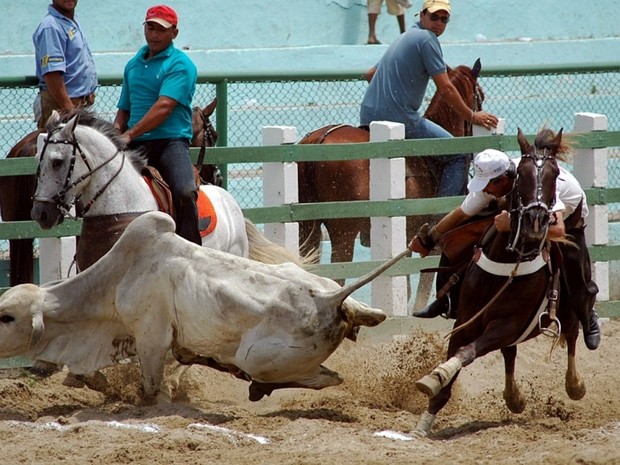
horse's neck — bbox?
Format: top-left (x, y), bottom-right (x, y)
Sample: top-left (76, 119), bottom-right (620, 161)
top-left (79, 150), bottom-right (157, 217)
top-left (484, 232), bottom-right (520, 264)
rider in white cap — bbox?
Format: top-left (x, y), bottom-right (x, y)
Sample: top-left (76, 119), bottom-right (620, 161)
top-left (409, 146), bottom-right (600, 350)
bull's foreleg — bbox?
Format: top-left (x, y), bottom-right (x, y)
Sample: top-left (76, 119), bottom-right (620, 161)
top-left (135, 339), bottom-right (170, 403)
top-left (565, 325), bottom-right (586, 400)
top-left (501, 345), bottom-right (526, 413)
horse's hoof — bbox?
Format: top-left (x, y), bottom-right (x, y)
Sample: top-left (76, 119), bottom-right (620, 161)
top-left (416, 374), bottom-right (441, 398)
top-left (503, 393), bottom-right (526, 414)
top-left (566, 380), bottom-right (586, 400)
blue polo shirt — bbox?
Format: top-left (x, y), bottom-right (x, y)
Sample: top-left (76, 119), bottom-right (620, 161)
top-left (360, 21), bottom-right (446, 126)
top-left (32, 5), bottom-right (97, 97)
top-left (117, 43), bottom-right (197, 142)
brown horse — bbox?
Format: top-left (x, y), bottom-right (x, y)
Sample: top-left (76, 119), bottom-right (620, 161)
top-left (413, 128), bottom-right (586, 438)
top-left (0, 99), bottom-right (221, 286)
top-left (0, 129), bottom-right (43, 286)
top-left (191, 98), bottom-right (222, 187)
top-left (298, 59), bottom-right (484, 288)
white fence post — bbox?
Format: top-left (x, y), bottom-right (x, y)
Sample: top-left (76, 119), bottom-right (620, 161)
top-left (262, 126), bottom-right (299, 252)
top-left (369, 121), bottom-right (408, 316)
top-left (573, 112), bottom-right (609, 301)
top-left (35, 133), bottom-right (77, 284)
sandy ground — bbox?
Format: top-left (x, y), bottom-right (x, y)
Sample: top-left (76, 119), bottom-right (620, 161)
top-left (1, 318), bottom-right (619, 465)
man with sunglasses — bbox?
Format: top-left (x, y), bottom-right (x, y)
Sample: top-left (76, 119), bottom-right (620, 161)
top-left (361, 0), bottom-right (499, 197)
top-left (409, 148), bottom-right (601, 351)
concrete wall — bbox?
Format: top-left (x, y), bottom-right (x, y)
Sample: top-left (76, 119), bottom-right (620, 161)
top-left (2, 0), bottom-right (618, 79)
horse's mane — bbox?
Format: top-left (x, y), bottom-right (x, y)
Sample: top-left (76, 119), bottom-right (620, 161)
top-left (534, 127), bottom-right (570, 162)
top-left (52, 109), bottom-right (148, 170)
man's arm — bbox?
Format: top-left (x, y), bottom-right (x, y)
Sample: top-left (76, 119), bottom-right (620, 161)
top-left (43, 71), bottom-right (73, 111)
top-left (409, 206), bottom-right (472, 256)
top-left (119, 96), bottom-right (178, 144)
top-left (432, 72), bottom-right (498, 130)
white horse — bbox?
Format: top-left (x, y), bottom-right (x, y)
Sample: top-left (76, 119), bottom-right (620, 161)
top-left (31, 110), bottom-right (303, 271)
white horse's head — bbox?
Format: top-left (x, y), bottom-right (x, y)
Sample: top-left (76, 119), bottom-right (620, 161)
top-left (31, 110), bottom-right (124, 229)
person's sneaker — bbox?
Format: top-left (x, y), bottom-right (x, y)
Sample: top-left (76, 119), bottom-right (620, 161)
top-left (412, 297), bottom-right (449, 319)
top-left (583, 308), bottom-right (601, 350)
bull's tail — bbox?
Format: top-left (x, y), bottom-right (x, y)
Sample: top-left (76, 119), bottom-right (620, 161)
top-left (245, 218), bottom-right (318, 267)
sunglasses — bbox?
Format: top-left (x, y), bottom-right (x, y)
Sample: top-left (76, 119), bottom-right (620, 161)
top-left (428, 12), bottom-right (450, 24)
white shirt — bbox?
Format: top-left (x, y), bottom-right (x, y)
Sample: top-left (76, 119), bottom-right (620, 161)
top-left (461, 159), bottom-right (588, 220)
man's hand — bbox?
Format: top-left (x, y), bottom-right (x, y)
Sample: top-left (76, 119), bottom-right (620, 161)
top-left (408, 223), bottom-right (440, 257)
top-left (408, 236), bottom-right (433, 257)
top-left (494, 210), bottom-right (511, 232)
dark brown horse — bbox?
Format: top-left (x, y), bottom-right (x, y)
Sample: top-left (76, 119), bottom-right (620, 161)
top-left (297, 59), bottom-right (484, 288)
top-left (413, 128), bottom-right (586, 438)
top-left (191, 98), bottom-right (222, 187)
top-left (0, 99), bottom-right (220, 286)
top-left (0, 129), bottom-right (43, 286)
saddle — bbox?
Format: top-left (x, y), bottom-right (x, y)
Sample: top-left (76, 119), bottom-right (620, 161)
top-left (141, 166), bottom-right (217, 237)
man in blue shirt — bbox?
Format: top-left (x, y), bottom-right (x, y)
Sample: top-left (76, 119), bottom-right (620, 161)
top-left (33, 0), bottom-right (97, 128)
top-left (360, 0), bottom-right (498, 197)
top-left (114, 4), bottom-right (201, 245)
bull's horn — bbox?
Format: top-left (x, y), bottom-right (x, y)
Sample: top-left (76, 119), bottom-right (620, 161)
top-left (323, 248), bottom-right (411, 306)
top-left (30, 313), bottom-right (45, 349)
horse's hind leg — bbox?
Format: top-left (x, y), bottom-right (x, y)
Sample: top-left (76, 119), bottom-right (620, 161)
top-left (501, 345), bottom-right (526, 414)
top-left (565, 325), bottom-right (586, 400)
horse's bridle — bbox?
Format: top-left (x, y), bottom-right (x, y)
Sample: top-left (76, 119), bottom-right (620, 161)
top-left (193, 106), bottom-right (218, 175)
top-left (35, 124), bottom-right (124, 216)
top-left (507, 148), bottom-right (556, 260)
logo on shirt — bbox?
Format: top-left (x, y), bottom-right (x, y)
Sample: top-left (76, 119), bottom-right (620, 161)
top-left (68, 27), bottom-right (76, 40)
top-left (41, 55), bottom-right (65, 68)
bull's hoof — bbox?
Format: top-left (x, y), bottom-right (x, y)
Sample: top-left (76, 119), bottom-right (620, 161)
top-left (415, 374), bottom-right (441, 398)
top-left (248, 381), bottom-right (272, 402)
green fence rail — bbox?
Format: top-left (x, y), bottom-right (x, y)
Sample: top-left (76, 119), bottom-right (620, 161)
top-left (2, 131), bottom-right (620, 316)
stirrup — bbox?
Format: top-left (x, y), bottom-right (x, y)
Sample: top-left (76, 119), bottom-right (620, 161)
top-left (539, 311), bottom-right (561, 338)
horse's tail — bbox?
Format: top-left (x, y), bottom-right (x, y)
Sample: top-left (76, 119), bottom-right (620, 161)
top-left (244, 218), bottom-right (318, 267)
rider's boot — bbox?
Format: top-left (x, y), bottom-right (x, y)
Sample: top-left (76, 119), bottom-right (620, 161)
top-left (583, 308), bottom-right (601, 350)
top-left (412, 295), bottom-right (451, 319)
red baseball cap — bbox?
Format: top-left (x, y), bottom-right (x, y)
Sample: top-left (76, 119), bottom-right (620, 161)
top-left (144, 5), bottom-right (178, 28)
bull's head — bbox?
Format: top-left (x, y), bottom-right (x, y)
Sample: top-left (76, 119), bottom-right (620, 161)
top-left (0, 284), bottom-right (45, 357)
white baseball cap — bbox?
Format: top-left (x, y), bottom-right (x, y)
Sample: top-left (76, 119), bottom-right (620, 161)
top-left (468, 149), bottom-right (511, 192)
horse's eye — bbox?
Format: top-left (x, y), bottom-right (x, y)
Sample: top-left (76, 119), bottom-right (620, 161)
top-left (0, 315), bottom-right (15, 324)
top-left (51, 159), bottom-right (63, 169)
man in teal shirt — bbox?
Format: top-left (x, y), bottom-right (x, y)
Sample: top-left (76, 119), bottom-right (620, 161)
top-left (114, 4), bottom-right (200, 244)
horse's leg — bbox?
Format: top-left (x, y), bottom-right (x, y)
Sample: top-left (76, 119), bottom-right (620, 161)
top-left (565, 324), bottom-right (586, 400)
top-left (325, 220), bottom-right (358, 285)
top-left (501, 345), bottom-right (526, 414)
top-left (405, 168), bottom-right (438, 311)
top-left (9, 239), bottom-right (34, 286)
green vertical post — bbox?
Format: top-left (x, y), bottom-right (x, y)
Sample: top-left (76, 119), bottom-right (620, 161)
top-left (215, 80), bottom-right (229, 189)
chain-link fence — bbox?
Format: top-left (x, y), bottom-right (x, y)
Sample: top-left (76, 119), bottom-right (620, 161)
top-left (1, 66), bottom-right (619, 223)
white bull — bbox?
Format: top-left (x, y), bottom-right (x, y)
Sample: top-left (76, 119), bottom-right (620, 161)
top-left (0, 212), bottom-right (404, 402)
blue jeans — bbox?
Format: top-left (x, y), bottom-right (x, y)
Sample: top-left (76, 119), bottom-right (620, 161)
top-left (131, 138), bottom-right (201, 245)
top-left (405, 118), bottom-right (469, 197)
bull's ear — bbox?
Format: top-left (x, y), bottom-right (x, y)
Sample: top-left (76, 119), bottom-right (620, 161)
top-left (472, 58), bottom-right (482, 78)
top-left (517, 127), bottom-right (530, 154)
